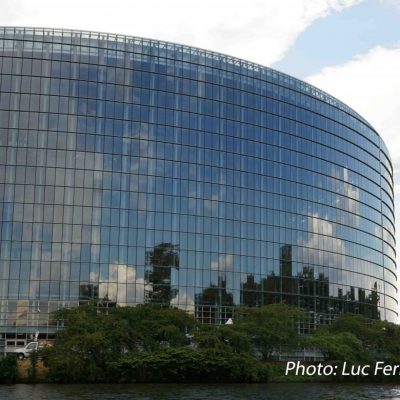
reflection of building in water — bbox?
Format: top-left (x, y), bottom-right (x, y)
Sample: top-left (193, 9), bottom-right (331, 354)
top-left (145, 243), bottom-right (180, 305)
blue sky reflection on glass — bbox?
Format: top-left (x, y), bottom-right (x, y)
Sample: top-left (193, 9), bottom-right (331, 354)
top-left (0, 0), bottom-right (399, 280)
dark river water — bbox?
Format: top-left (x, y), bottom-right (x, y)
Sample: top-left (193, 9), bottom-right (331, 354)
top-left (1, 383), bottom-right (400, 400)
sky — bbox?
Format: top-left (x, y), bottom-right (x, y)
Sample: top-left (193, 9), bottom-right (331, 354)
top-left (0, 0), bottom-right (399, 256)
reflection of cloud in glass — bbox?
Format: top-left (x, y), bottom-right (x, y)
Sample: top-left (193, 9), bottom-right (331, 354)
top-left (171, 290), bottom-right (195, 313)
top-left (127, 265), bottom-right (136, 282)
top-left (333, 166), bottom-right (360, 227)
top-left (91, 226), bottom-right (100, 244)
top-left (89, 270), bottom-right (99, 282)
top-left (211, 254), bottom-right (233, 271)
top-left (299, 212), bottom-right (346, 268)
top-left (98, 264), bottom-right (145, 303)
top-left (67, 114), bottom-right (77, 134)
top-left (71, 244), bottom-right (81, 262)
top-left (203, 182), bottom-right (227, 213)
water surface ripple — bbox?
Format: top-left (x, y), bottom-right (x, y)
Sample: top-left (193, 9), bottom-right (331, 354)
top-left (1, 383), bottom-right (400, 400)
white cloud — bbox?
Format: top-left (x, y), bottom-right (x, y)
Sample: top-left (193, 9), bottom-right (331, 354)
top-left (306, 45), bottom-right (400, 250)
top-left (299, 212), bottom-right (347, 269)
top-left (307, 45), bottom-right (400, 162)
top-left (1, 0), bottom-right (361, 66)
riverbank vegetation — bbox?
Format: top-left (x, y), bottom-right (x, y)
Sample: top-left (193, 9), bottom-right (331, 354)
top-left (0, 354), bottom-right (19, 383)
top-left (311, 313), bottom-right (400, 370)
top-left (6, 303), bottom-right (400, 383)
top-left (39, 303), bottom-right (301, 383)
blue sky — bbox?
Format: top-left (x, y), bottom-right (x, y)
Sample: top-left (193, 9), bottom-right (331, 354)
top-left (1, 0), bottom-right (400, 256)
top-left (274, 0), bottom-right (400, 78)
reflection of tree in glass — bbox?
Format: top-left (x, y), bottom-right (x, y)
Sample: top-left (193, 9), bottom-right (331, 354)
top-left (79, 284), bottom-right (99, 303)
top-left (195, 278), bottom-right (234, 324)
top-left (196, 278), bottom-right (234, 307)
top-left (145, 243), bottom-right (179, 305)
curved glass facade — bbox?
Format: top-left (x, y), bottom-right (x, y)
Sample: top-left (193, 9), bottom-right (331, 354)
top-left (0, 27), bottom-right (396, 337)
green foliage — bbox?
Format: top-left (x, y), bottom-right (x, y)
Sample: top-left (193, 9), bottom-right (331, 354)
top-left (42, 303), bottom-right (400, 384)
top-left (107, 347), bottom-right (269, 383)
top-left (28, 350), bottom-right (39, 381)
top-left (311, 332), bottom-right (364, 365)
top-left (235, 303), bottom-right (304, 359)
top-left (42, 302), bottom-right (308, 382)
top-left (0, 354), bottom-right (19, 383)
top-left (193, 304), bottom-right (303, 359)
top-left (194, 325), bottom-right (251, 353)
top-left (117, 304), bottom-right (196, 350)
top-left (314, 314), bottom-right (400, 364)
top-left (216, 325), bottom-right (252, 353)
top-left (377, 322), bottom-right (400, 363)
top-left (43, 303), bottom-right (198, 382)
top-left (42, 330), bottom-right (111, 382)
top-left (194, 326), bottom-right (223, 350)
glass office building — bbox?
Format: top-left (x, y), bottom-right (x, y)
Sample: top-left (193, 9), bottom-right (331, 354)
top-left (0, 27), bottom-right (397, 339)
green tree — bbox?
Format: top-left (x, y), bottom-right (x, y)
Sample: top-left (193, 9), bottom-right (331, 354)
top-left (316, 313), bottom-right (400, 364)
top-left (310, 331), bottom-right (364, 364)
top-left (235, 303), bottom-right (304, 360)
top-left (43, 303), bottom-right (198, 382)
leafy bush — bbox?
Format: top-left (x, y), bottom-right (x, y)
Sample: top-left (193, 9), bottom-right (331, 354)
top-left (235, 303), bottom-right (305, 360)
top-left (313, 314), bottom-right (400, 365)
top-left (107, 347), bottom-right (270, 383)
top-left (0, 354), bottom-right (19, 383)
top-left (310, 332), bottom-right (364, 365)
top-left (28, 350), bottom-right (39, 381)
top-left (44, 303), bottom-right (400, 383)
